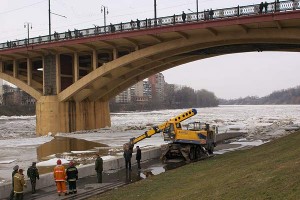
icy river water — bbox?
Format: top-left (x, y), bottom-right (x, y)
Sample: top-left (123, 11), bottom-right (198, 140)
top-left (0, 105), bottom-right (300, 184)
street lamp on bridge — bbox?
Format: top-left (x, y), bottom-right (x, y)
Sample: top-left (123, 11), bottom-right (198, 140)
top-left (48, 0), bottom-right (67, 42)
top-left (101, 5), bottom-right (109, 29)
top-left (196, 0), bottom-right (199, 21)
top-left (24, 22), bottom-right (32, 45)
top-left (154, 0), bottom-right (157, 26)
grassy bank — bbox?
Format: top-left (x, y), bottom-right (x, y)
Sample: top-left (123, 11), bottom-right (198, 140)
top-left (90, 131), bottom-right (300, 200)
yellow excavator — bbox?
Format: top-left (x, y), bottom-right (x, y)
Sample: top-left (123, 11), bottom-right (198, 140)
top-left (124, 109), bottom-right (217, 161)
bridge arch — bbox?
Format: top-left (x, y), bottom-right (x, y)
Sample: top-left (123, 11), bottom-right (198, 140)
top-left (0, 73), bottom-right (42, 100)
top-left (1, 3), bottom-right (300, 135)
top-left (60, 27), bottom-right (300, 102)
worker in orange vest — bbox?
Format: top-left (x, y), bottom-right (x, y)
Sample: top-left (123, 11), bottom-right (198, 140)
top-left (53, 159), bottom-right (68, 196)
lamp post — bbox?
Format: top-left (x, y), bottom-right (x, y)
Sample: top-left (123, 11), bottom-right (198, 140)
top-left (154, 0), bottom-right (157, 26)
top-left (101, 5), bottom-right (109, 29)
top-left (49, 0), bottom-right (51, 41)
top-left (196, 0), bottom-right (199, 21)
top-left (48, 0), bottom-right (67, 42)
top-left (24, 22), bottom-right (32, 44)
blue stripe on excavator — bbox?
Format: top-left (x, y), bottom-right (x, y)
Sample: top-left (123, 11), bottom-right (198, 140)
top-left (174, 140), bottom-right (201, 145)
top-left (192, 108), bottom-right (197, 115)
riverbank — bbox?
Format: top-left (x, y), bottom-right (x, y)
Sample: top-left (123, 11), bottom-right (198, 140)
top-left (0, 105), bottom-right (35, 116)
top-left (89, 131), bottom-right (300, 200)
top-left (0, 131), bottom-right (247, 199)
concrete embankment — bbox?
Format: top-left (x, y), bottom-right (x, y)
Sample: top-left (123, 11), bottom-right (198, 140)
top-left (0, 132), bottom-right (245, 199)
top-left (0, 148), bottom-right (161, 199)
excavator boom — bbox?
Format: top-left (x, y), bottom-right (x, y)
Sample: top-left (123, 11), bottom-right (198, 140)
top-left (129, 109), bottom-right (197, 145)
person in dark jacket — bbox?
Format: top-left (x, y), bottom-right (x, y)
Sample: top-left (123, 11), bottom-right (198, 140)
top-left (66, 161), bottom-right (78, 194)
top-left (182, 11), bottom-right (186, 22)
top-left (27, 162), bottom-right (39, 194)
top-left (136, 19), bottom-right (140, 29)
top-left (136, 146), bottom-right (141, 169)
top-left (95, 154), bottom-right (103, 183)
top-left (259, 2), bottom-right (264, 14)
top-left (9, 165), bottom-right (19, 200)
top-left (264, 1), bottom-right (269, 13)
top-left (123, 148), bottom-right (132, 170)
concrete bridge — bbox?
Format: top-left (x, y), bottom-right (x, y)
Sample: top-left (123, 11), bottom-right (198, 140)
top-left (1, 0), bottom-right (300, 135)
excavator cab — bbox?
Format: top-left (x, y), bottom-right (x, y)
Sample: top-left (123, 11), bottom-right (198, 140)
top-left (162, 122), bottom-right (182, 142)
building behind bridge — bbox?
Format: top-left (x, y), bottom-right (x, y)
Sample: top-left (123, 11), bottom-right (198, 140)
top-left (0, 79), bottom-right (36, 105)
top-left (115, 73), bottom-right (166, 104)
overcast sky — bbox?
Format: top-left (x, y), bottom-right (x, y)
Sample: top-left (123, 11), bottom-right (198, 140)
top-left (1, 0), bottom-right (299, 99)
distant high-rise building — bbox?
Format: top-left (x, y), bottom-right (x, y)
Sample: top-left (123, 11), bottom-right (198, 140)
top-left (134, 81), bottom-right (144, 97)
top-left (115, 88), bottom-right (132, 103)
top-left (115, 73), bottom-right (166, 104)
top-left (148, 73), bottom-right (165, 102)
top-left (131, 80), bottom-right (152, 103)
top-left (143, 81), bottom-right (152, 99)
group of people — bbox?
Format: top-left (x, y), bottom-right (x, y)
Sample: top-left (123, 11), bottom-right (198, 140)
top-left (8, 148), bottom-right (142, 199)
top-left (181, 8), bottom-right (214, 23)
top-left (53, 159), bottom-right (79, 196)
top-left (9, 162), bottom-right (39, 200)
top-left (123, 146), bottom-right (142, 170)
top-left (259, 1), bottom-right (269, 13)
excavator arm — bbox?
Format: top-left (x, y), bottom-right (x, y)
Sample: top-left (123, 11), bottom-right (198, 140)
top-left (126, 109), bottom-right (197, 149)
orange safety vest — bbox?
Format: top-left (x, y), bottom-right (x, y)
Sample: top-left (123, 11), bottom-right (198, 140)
top-left (53, 165), bottom-right (66, 181)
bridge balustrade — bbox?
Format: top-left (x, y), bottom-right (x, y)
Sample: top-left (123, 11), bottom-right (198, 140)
top-left (1, 0), bottom-right (299, 51)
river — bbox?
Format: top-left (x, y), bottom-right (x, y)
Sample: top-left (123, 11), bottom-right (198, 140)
top-left (0, 105), bottom-right (299, 184)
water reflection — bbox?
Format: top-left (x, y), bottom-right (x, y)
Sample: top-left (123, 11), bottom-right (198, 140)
top-left (37, 136), bottom-right (108, 160)
top-left (102, 159), bottom-right (186, 185)
top-left (36, 136), bottom-right (110, 174)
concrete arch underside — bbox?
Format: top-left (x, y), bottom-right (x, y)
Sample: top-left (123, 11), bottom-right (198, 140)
top-left (60, 27), bottom-right (300, 102)
top-left (0, 73), bottom-right (42, 100)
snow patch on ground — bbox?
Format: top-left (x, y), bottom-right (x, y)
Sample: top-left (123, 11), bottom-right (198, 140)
top-left (0, 159), bottom-right (15, 164)
top-left (36, 158), bottom-right (69, 167)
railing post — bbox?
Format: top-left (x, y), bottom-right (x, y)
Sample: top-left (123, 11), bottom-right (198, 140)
top-left (196, 0), bottom-right (199, 21)
top-left (173, 14), bottom-right (176, 25)
top-left (237, 5), bottom-right (240, 16)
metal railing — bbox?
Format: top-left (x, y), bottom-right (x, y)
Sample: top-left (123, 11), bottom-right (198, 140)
top-left (1, 0), bottom-right (299, 51)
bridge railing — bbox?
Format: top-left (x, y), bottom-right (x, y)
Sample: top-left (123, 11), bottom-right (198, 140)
top-left (1, 0), bottom-right (299, 51)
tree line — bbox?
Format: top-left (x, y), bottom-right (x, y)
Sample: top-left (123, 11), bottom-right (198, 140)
top-left (219, 85), bottom-right (300, 105)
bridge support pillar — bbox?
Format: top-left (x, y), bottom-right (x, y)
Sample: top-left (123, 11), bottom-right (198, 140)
top-left (36, 96), bottom-right (111, 136)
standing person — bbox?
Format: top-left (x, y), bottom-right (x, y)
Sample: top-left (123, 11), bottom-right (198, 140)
top-left (13, 169), bottom-right (26, 200)
top-left (130, 20), bottom-right (134, 30)
top-left (182, 11), bottom-right (186, 22)
top-left (136, 19), bottom-right (140, 29)
top-left (136, 146), bottom-right (142, 169)
top-left (95, 154), bottom-right (103, 183)
top-left (259, 2), bottom-right (264, 14)
top-left (9, 165), bottom-right (19, 200)
top-left (53, 159), bottom-right (68, 196)
top-left (264, 1), bottom-right (269, 13)
top-left (209, 9), bottom-right (214, 20)
top-left (66, 161), bottom-right (78, 194)
top-left (27, 162), bottom-right (39, 194)
top-left (123, 147), bottom-right (132, 170)
top-left (205, 9), bottom-right (210, 20)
